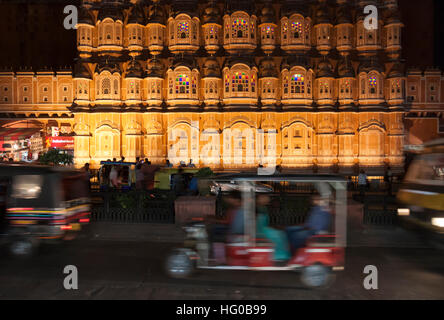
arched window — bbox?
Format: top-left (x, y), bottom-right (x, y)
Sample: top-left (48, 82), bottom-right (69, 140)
top-left (114, 79), bottom-right (119, 95)
top-left (176, 74), bottom-right (190, 94)
top-left (369, 76), bottom-right (377, 94)
top-left (232, 18), bottom-right (248, 38)
top-left (282, 22), bottom-right (288, 40)
top-left (225, 74), bottom-right (230, 92)
top-left (292, 21), bottom-right (303, 39)
top-left (341, 80), bottom-right (351, 94)
top-left (291, 74), bottom-right (304, 94)
top-left (232, 72), bottom-right (249, 92)
top-left (102, 78), bottom-right (110, 95)
top-left (177, 21), bottom-right (189, 39)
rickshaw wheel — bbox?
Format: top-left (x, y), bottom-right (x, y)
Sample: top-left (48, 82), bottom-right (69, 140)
top-left (300, 263), bottom-right (333, 289)
top-left (165, 249), bottom-right (196, 279)
top-left (9, 236), bottom-right (38, 258)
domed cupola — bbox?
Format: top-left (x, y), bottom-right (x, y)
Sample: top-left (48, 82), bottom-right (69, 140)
top-left (383, 0), bottom-right (403, 59)
top-left (144, 57), bottom-right (164, 107)
top-left (280, 0), bottom-right (311, 54)
top-left (202, 0), bottom-right (222, 55)
top-left (94, 57), bottom-right (122, 103)
top-left (280, 54), bottom-right (314, 109)
top-left (223, 0), bottom-right (257, 54)
top-left (259, 0), bottom-right (277, 54)
top-left (336, 57), bottom-right (356, 106)
top-left (313, 0), bottom-right (333, 56)
top-left (147, 0), bottom-right (166, 56)
top-left (167, 0), bottom-right (200, 54)
top-left (166, 55), bottom-right (200, 109)
top-left (76, 7), bottom-right (95, 56)
top-left (125, 59), bottom-right (143, 104)
top-left (258, 57), bottom-right (279, 106)
top-left (386, 61), bottom-right (405, 106)
top-left (315, 59), bottom-right (335, 106)
top-left (97, 0), bottom-right (124, 52)
top-left (202, 56), bottom-right (221, 107)
top-left (334, 0), bottom-right (353, 56)
top-left (358, 57), bottom-right (385, 107)
top-left (127, 4), bottom-right (145, 55)
top-left (74, 60), bottom-right (93, 105)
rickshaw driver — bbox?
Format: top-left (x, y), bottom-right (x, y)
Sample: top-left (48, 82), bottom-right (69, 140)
top-left (285, 194), bottom-right (332, 252)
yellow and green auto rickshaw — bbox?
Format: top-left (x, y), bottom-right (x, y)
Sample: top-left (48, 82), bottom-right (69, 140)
top-left (397, 139), bottom-right (444, 242)
top-left (154, 167), bottom-right (199, 190)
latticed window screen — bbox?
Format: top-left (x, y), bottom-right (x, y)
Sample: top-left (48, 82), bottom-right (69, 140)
top-left (232, 72), bottom-right (249, 92)
top-left (291, 74), bottom-right (304, 94)
top-left (232, 18), bottom-right (248, 38)
top-left (102, 78), bottom-right (110, 95)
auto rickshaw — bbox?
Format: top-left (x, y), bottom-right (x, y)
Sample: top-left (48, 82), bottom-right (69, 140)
top-left (397, 138), bottom-right (444, 244)
top-left (0, 164), bottom-right (91, 257)
top-left (165, 174), bottom-right (347, 288)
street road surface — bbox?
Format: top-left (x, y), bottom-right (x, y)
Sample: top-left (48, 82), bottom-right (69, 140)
top-left (0, 238), bottom-right (443, 299)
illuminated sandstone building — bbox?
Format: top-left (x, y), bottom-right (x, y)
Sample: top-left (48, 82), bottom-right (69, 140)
top-left (1, 0), bottom-right (442, 171)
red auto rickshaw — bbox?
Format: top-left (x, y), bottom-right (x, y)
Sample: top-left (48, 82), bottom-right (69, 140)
top-left (165, 174), bottom-right (347, 288)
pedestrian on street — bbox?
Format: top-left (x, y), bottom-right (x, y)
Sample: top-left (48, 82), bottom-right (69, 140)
top-left (82, 162), bottom-right (91, 190)
top-left (385, 166), bottom-right (393, 196)
top-left (135, 163), bottom-right (144, 190)
top-left (358, 169), bottom-right (367, 198)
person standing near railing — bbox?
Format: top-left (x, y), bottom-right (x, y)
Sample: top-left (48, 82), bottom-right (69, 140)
top-left (358, 169), bottom-right (367, 198)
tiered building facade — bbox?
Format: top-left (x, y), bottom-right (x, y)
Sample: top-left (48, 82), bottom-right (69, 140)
top-left (0, 0), bottom-right (443, 172)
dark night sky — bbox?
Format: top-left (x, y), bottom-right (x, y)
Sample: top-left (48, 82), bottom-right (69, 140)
top-left (0, 0), bottom-right (442, 71)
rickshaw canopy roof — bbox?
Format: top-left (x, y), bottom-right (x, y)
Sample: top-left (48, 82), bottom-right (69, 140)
top-left (208, 173), bottom-right (347, 183)
top-left (0, 163), bottom-right (80, 176)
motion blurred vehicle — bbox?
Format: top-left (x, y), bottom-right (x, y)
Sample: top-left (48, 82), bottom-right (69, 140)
top-left (397, 139), bottom-right (444, 245)
top-left (165, 174), bottom-right (347, 288)
top-left (209, 180), bottom-right (273, 194)
top-left (0, 164), bottom-right (91, 257)
top-left (154, 168), bottom-right (199, 190)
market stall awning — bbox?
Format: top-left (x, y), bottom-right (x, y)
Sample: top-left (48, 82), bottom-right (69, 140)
top-left (0, 128), bottom-right (41, 151)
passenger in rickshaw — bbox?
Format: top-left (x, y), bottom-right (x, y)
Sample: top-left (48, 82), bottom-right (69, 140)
top-left (256, 194), bottom-right (291, 261)
top-left (285, 194), bottom-right (332, 252)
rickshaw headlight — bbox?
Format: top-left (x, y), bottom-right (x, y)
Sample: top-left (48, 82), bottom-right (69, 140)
top-left (397, 208), bottom-right (410, 216)
top-left (431, 218), bottom-right (444, 228)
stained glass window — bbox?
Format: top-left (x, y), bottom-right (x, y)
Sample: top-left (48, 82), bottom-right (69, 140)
top-left (282, 22), bottom-right (288, 39)
top-left (177, 22), bottom-right (189, 39)
top-left (232, 18), bottom-right (248, 38)
top-left (232, 72), bottom-right (249, 92)
top-left (369, 76), bottom-right (377, 94)
top-left (290, 74), bottom-right (304, 94)
top-left (176, 74), bottom-right (190, 94)
top-left (320, 81), bottom-right (329, 94)
top-left (291, 21), bottom-right (303, 39)
top-left (225, 74), bottom-right (230, 93)
top-left (262, 25), bottom-right (274, 39)
top-left (341, 80), bottom-right (351, 94)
